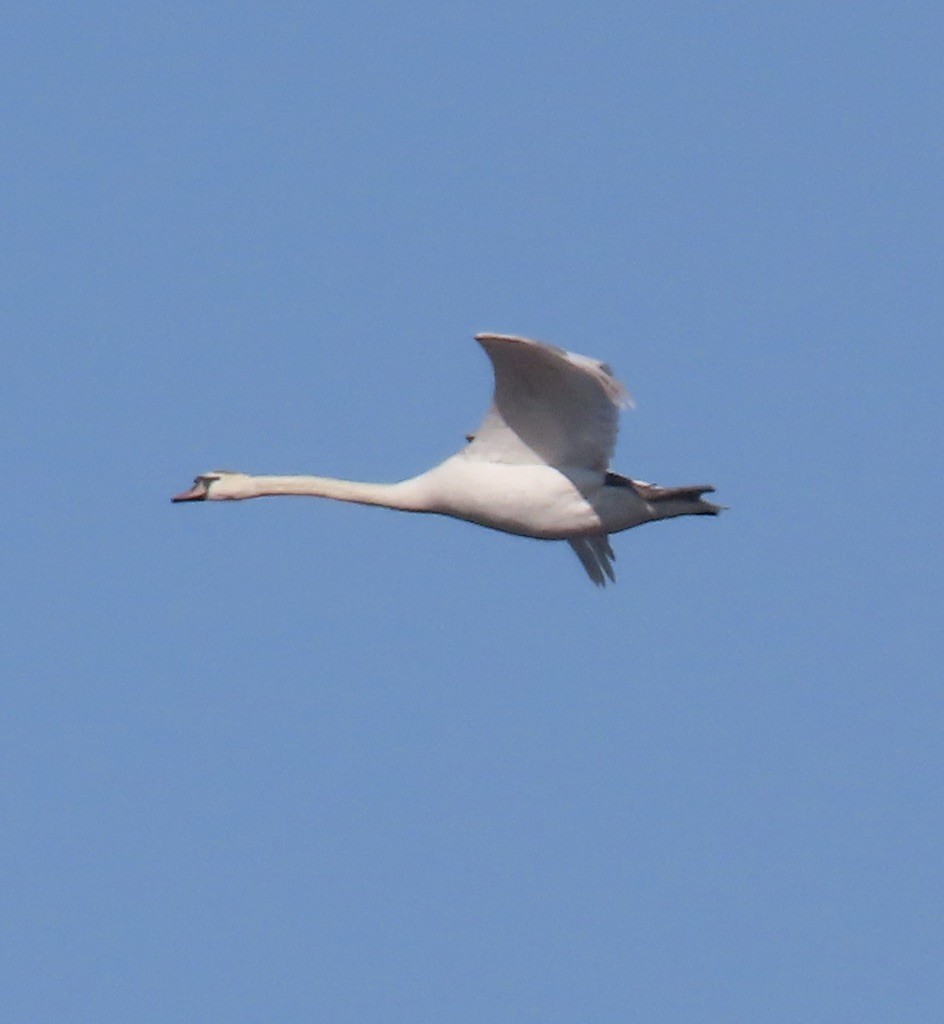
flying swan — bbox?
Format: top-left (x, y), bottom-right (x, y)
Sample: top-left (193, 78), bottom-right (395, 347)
top-left (172, 333), bottom-right (722, 585)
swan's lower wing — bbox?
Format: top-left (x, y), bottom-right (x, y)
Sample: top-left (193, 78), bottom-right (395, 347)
top-left (568, 536), bottom-right (617, 586)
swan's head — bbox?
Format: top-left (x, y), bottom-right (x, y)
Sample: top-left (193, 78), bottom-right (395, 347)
top-left (171, 471), bottom-right (254, 502)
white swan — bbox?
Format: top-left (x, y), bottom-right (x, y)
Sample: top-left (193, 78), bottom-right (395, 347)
top-left (173, 333), bottom-right (721, 585)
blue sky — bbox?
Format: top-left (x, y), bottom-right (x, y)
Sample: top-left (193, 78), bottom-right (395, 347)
top-left (3, 3), bottom-right (943, 1021)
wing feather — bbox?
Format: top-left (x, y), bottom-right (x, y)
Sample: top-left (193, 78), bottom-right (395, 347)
top-left (464, 334), bottom-right (630, 471)
top-left (568, 536), bottom-right (617, 586)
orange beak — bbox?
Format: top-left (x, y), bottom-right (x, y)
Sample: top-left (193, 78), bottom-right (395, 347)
top-left (171, 485), bottom-right (205, 503)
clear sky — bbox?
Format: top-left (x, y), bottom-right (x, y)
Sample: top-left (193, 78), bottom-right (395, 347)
top-left (3, 3), bottom-right (942, 1021)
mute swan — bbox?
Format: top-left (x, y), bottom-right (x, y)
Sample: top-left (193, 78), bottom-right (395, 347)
top-left (172, 333), bottom-right (721, 585)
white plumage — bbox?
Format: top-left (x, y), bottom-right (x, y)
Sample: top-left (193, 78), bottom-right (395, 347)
top-left (173, 333), bottom-right (721, 585)
top-left (466, 334), bottom-right (629, 471)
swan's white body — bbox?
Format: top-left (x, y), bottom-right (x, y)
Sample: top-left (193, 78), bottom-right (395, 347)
top-left (173, 333), bottom-right (721, 585)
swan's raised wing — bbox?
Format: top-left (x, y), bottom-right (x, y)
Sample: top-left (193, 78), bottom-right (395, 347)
top-left (464, 334), bottom-right (631, 470)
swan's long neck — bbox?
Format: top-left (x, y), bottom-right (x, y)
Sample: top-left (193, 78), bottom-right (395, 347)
top-left (240, 474), bottom-right (430, 512)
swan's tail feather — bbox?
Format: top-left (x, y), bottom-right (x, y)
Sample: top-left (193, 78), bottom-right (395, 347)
top-left (568, 536), bottom-right (617, 587)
